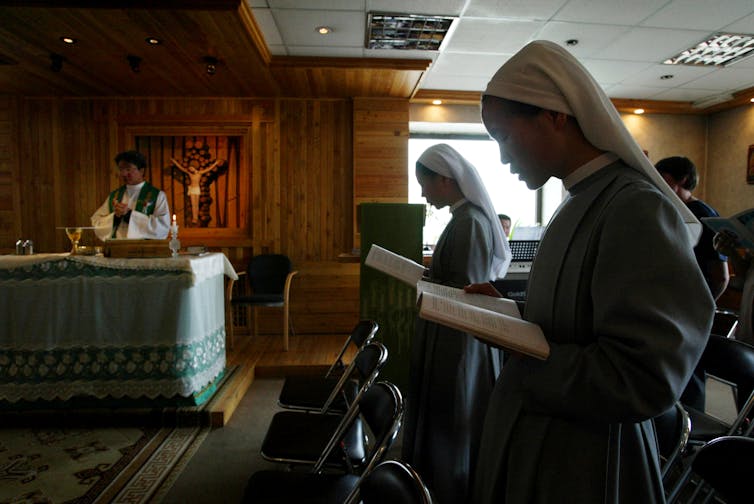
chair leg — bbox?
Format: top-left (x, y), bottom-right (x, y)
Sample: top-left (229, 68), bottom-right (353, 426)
top-left (253, 306), bottom-right (259, 339)
top-left (283, 303), bottom-right (290, 351)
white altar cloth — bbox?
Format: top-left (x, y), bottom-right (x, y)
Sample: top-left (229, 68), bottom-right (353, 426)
top-left (0, 253), bottom-right (237, 404)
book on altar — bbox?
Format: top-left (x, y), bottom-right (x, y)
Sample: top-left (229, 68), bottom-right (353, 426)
top-left (364, 244), bottom-right (426, 286)
top-left (701, 208), bottom-right (754, 250)
top-left (364, 244), bottom-right (549, 360)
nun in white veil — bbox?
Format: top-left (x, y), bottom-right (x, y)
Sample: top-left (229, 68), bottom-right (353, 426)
top-left (402, 143), bottom-right (509, 503)
top-left (469, 41), bottom-right (713, 503)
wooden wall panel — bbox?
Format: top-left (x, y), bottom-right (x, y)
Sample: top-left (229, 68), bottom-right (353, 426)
top-left (352, 98), bottom-right (409, 247)
top-left (9, 96), bottom-right (363, 335)
top-left (0, 96), bottom-right (20, 251)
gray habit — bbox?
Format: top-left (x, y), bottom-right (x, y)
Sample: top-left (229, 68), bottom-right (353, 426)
top-left (473, 163), bottom-right (714, 503)
top-left (403, 202), bottom-right (503, 504)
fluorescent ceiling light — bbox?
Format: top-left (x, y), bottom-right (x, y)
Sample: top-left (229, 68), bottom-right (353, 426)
top-left (664, 33), bottom-right (754, 66)
top-left (366, 12), bottom-right (457, 51)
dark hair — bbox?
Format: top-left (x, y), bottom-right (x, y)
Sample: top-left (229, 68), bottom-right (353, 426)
top-left (655, 156), bottom-right (698, 191)
top-left (498, 214), bottom-right (511, 221)
top-left (114, 150), bottom-right (147, 170)
top-left (482, 95), bottom-right (542, 116)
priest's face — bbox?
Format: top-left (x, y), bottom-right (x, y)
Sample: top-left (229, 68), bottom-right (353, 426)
top-left (118, 160), bottom-right (145, 185)
top-left (482, 97), bottom-right (557, 190)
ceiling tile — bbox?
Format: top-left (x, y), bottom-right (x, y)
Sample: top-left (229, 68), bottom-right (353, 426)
top-left (722, 11), bottom-right (754, 32)
top-left (252, 8), bottom-right (284, 46)
top-left (421, 73), bottom-right (492, 91)
top-left (594, 27), bottom-right (711, 62)
top-left (580, 59), bottom-right (654, 85)
top-left (367, 0), bottom-right (466, 16)
top-left (269, 0), bottom-right (365, 10)
top-left (286, 46), bottom-right (366, 57)
top-left (619, 63), bottom-right (717, 88)
top-left (640, 0), bottom-right (754, 31)
top-left (651, 87), bottom-right (723, 101)
top-left (464, 0), bottom-right (568, 20)
top-left (444, 18), bottom-right (544, 53)
top-left (535, 22), bottom-right (630, 57)
top-left (605, 83), bottom-right (667, 99)
top-left (680, 66), bottom-right (754, 91)
top-left (431, 52), bottom-right (510, 77)
top-left (553, 0), bottom-right (670, 26)
top-left (272, 9), bottom-right (365, 47)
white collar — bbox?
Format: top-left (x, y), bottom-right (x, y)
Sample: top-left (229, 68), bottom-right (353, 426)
top-left (563, 152), bottom-right (618, 192)
top-left (450, 198), bottom-right (468, 213)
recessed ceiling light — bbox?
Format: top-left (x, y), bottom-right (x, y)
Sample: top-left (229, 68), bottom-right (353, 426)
top-left (660, 74), bottom-right (674, 80)
top-left (145, 37), bottom-right (162, 45)
top-left (60, 36), bottom-right (77, 44)
top-left (664, 33), bottom-right (754, 66)
top-left (750, 97), bottom-right (754, 103)
top-left (366, 12), bottom-right (457, 51)
top-left (633, 108), bottom-right (645, 115)
top-left (432, 99), bottom-right (442, 105)
top-left (316, 26), bottom-right (332, 35)
top-left (565, 39), bottom-right (579, 46)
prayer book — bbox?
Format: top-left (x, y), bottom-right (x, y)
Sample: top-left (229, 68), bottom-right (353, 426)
top-left (417, 283), bottom-right (549, 360)
top-left (702, 208), bottom-right (754, 250)
top-left (364, 244), bottom-right (549, 360)
top-left (364, 244), bottom-right (426, 286)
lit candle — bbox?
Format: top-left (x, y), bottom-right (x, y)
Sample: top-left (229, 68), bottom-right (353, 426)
top-left (171, 214), bottom-right (178, 234)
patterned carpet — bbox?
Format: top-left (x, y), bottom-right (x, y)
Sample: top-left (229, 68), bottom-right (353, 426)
top-left (0, 423), bottom-right (209, 503)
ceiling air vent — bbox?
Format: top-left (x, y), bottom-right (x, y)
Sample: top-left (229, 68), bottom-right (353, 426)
top-left (366, 12), bottom-right (456, 51)
top-left (663, 33), bottom-right (754, 66)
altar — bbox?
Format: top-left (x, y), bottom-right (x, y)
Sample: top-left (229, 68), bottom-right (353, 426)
top-left (0, 252), bottom-right (237, 406)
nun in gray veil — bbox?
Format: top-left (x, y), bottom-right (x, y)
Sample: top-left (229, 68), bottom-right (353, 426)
top-left (402, 143), bottom-right (510, 503)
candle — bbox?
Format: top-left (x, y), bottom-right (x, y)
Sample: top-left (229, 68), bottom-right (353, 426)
top-left (172, 214), bottom-right (177, 225)
top-left (171, 214), bottom-right (178, 235)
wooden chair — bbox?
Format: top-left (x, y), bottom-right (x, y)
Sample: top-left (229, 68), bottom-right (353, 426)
top-left (231, 254), bottom-right (298, 351)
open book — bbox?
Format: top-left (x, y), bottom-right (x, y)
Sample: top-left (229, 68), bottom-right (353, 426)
top-left (364, 244), bottom-right (426, 286)
top-left (364, 244), bottom-right (550, 360)
top-left (701, 208), bottom-right (754, 250)
top-left (418, 285), bottom-right (549, 360)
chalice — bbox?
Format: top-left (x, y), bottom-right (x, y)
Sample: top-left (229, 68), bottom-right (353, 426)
top-left (65, 227), bottom-right (82, 254)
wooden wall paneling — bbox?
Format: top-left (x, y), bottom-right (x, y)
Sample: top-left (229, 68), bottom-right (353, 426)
top-left (0, 96), bottom-right (20, 252)
top-left (352, 98), bottom-right (409, 247)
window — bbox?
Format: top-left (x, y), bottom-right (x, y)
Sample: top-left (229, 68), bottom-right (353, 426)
top-left (408, 137), bottom-right (563, 245)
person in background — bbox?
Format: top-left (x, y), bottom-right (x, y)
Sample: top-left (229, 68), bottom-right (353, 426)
top-left (402, 143), bottom-right (510, 504)
top-left (655, 156), bottom-right (729, 300)
top-left (714, 230), bottom-right (753, 344)
top-left (466, 40), bottom-right (713, 503)
top-left (654, 156), bottom-right (729, 411)
top-left (498, 213), bottom-right (512, 237)
top-left (91, 150), bottom-right (171, 240)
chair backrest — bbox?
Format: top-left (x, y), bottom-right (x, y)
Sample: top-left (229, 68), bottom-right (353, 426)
top-left (711, 309), bottom-right (739, 338)
top-left (344, 459), bottom-right (433, 504)
top-left (325, 320), bottom-right (379, 379)
top-left (691, 436), bottom-right (754, 504)
top-left (700, 335), bottom-right (754, 414)
top-left (321, 341), bottom-right (388, 414)
top-left (248, 254), bottom-right (292, 295)
top-left (653, 401), bottom-right (691, 479)
top-left (314, 381), bottom-right (404, 476)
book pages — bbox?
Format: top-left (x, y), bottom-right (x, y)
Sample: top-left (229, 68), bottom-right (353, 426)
top-left (365, 244), bottom-right (426, 286)
top-left (419, 291), bottom-right (549, 360)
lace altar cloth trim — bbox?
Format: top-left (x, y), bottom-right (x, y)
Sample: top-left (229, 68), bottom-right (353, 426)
top-left (0, 253), bottom-right (237, 286)
top-left (0, 328), bottom-right (226, 403)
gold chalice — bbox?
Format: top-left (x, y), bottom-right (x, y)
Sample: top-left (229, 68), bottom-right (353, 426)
top-left (65, 227), bottom-right (83, 254)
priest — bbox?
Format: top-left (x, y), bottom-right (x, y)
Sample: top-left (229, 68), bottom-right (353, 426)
top-left (91, 150), bottom-right (171, 240)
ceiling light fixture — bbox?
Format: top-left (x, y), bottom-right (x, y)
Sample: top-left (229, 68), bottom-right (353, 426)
top-left (660, 74), bottom-right (674, 80)
top-left (203, 56), bottom-right (218, 75)
top-left (316, 26), bottom-right (333, 35)
top-left (565, 39), bottom-right (579, 46)
top-left (60, 36), bottom-right (77, 45)
top-left (750, 97), bottom-right (754, 103)
top-left (633, 108), bottom-right (645, 115)
top-left (127, 54), bottom-right (141, 73)
top-left (145, 37), bottom-right (162, 45)
top-left (432, 99), bottom-right (442, 105)
top-left (50, 53), bottom-right (64, 72)
top-left (664, 33), bottom-right (754, 66)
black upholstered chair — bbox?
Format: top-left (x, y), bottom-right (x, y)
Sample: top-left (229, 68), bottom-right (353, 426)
top-left (688, 435), bottom-right (754, 504)
top-left (278, 320), bottom-right (379, 412)
top-left (244, 381), bottom-right (404, 503)
top-left (344, 459), bottom-right (433, 504)
top-left (260, 342), bottom-right (389, 470)
top-left (231, 253), bottom-right (298, 351)
top-left (653, 401), bottom-right (691, 482)
top-left (666, 335), bottom-right (754, 503)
